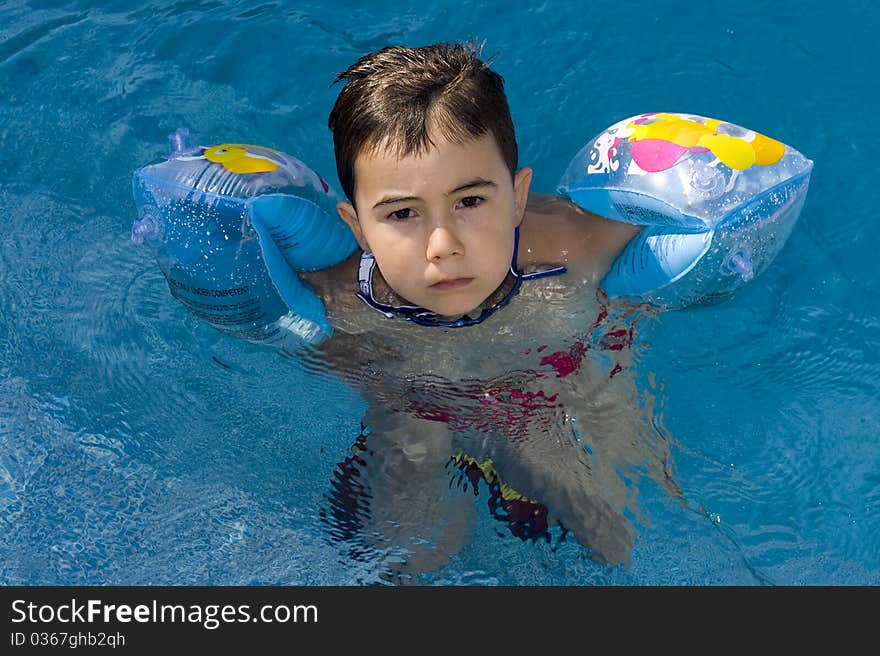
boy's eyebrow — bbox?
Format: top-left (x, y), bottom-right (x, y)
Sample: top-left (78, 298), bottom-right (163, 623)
top-left (448, 178), bottom-right (498, 196)
top-left (371, 178), bottom-right (498, 210)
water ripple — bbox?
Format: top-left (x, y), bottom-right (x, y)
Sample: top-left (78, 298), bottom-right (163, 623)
top-left (0, 12), bottom-right (89, 66)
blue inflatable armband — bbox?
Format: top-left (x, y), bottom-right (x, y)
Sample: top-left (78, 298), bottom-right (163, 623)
top-left (132, 128), bottom-right (357, 346)
top-left (557, 112), bottom-right (813, 308)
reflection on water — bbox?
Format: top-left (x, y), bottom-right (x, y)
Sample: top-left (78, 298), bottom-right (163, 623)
top-left (312, 294), bottom-right (681, 582)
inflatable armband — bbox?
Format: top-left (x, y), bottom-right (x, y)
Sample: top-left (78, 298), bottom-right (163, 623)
top-left (557, 112), bottom-right (813, 308)
top-left (132, 128), bottom-right (357, 346)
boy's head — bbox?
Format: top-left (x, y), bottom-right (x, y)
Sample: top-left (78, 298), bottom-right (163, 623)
top-left (328, 42), bottom-right (518, 205)
top-left (328, 42), bottom-right (532, 319)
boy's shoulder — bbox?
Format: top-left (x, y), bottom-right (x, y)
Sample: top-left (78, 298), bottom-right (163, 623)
top-left (519, 193), bottom-right (642, 283)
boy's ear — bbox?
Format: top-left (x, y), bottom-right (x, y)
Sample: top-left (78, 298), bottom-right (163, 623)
top-left (336, 201), bottom-right (369, 251)
top-left (513, 167), bottom-right (533, 227)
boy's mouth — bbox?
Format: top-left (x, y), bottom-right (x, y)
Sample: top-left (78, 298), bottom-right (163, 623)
top-left (430, 277), bottom-right (474, 290)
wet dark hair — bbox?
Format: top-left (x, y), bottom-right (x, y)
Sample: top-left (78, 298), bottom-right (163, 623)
top-left (327, 41), bottom-right (518, 206)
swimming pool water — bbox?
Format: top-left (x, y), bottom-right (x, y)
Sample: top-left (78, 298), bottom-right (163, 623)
top-left (1, 0), bottom-right (878, 585)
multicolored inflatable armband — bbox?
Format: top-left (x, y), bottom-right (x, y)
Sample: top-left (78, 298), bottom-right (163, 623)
top-left (132, 128), bottom-right (357, 346)
top-left (557, 112), bottom-right (813, 308)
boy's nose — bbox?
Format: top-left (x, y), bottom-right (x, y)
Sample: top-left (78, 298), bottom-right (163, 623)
top-left (425, 223), bottom-right (464, 261)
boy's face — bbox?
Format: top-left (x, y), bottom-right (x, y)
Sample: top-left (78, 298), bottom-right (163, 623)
top-left (337, 130), bottom-right (532, 318)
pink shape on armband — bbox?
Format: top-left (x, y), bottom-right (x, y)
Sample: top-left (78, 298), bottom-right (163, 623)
top-left (630, 139), bottom-right (689, 172)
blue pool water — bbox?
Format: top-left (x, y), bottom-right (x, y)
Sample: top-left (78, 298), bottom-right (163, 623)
top-left (1, 0), bottom-right (878, 585)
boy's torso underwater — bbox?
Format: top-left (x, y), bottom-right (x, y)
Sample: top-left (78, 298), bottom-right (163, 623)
top-left (302, 194), bottom-right (642, 382)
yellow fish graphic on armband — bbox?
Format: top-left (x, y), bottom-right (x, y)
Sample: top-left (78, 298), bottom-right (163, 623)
top-left (204, 144), bottom-right (280, 174)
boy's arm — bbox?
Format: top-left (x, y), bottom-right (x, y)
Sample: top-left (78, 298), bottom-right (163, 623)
top-left (521, 193), bottom-right (643, 284)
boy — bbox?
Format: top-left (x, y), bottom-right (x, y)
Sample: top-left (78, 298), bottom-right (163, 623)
top-left (296, 42), bottom-right (677, 578)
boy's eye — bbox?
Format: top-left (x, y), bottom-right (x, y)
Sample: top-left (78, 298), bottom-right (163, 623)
top-left (458, 196), bottom-right (484, 209)
top-left (388, 208), bottom-right (414, 221)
